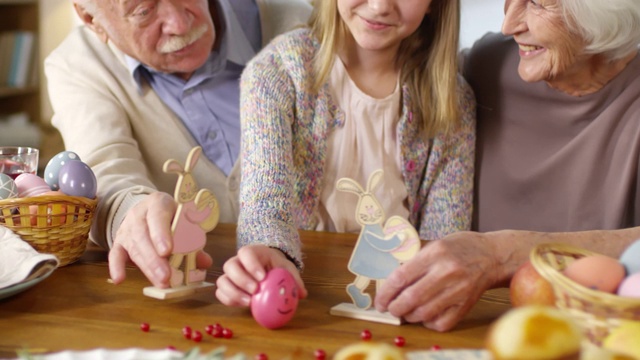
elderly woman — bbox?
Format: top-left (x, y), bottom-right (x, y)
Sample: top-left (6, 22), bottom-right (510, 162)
top-left (374, 0), bottom-right (640, 332)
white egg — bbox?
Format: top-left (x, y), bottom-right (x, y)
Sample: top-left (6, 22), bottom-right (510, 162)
top-left (620, 239), bottom-right (640, 276)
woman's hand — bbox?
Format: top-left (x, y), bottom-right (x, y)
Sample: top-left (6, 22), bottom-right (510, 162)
top-left (216, 244), bottom-right (308, 307)
top-left (374, 231), bottom-right (501, 332)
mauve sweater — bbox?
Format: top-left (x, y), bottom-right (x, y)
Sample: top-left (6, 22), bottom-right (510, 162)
top-left (238, 29), bottom-right (476, 268)
top-left (463, 33), bottom-right (640, 232)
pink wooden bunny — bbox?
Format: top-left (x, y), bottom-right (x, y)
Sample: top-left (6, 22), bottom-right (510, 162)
top-left (163, 146), bottom-right (219, 287)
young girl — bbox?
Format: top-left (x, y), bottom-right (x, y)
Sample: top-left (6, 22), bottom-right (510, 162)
top-left (215, 0), bottom-right (476, 308)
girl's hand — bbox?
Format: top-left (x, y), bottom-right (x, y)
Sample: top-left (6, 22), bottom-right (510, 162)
top-left (215, 244), bottom-right (308, 307)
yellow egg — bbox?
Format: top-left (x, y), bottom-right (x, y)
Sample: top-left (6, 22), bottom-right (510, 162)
top-left (603, 321), bottom-right (640, 359)
top-left (334, 342), bottom-right (404, 360)
top-left (485, 305), bottom-right (582, 360)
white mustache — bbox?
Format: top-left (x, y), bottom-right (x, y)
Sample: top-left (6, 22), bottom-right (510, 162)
top-left (158, 24), bottom-right (208, 53)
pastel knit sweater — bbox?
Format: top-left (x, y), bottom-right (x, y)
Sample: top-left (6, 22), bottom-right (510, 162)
top-left (239, 28), bottom-right (476, 268)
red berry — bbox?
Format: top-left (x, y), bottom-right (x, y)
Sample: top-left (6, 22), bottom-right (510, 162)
top-left (394, 336), bottom-right (406, 347)
top-left (166, 346), bottom-right (176, 350)
top-left (205, 324), bottom-right (214, 335)
top-left (182, 326), bottom-right (192, 339)
top-left (212, 327), bottom-right (223, 338)
top-left (222, 328), bottom-right (233, 339)
top-left (140, 322), bottom-right (150, 332)
top-left (255, 353), bottom-right (268, 360)
top-left (314, 349), bottom-right (326, 360)
top-left (360, 329), bottom-right (372, 341)
top-left (192, 330), bottom-right (203, 342)
top-left (430, 345), bottom-right (442, 351)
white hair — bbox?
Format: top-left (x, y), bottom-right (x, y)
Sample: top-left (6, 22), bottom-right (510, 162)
top-left (74, 0), bottom-right (100, 15)
top-left (562, 0), bottom-right (640, 60)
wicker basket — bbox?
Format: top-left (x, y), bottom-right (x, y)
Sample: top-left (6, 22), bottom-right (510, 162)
top-left (530, 243), bottom-right (640, 345)
top-left (0, 194), bottom-right (97, 266)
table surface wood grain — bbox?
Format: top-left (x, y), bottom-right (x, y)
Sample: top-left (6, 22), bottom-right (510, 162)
top-left (0, 223), bottom-right (512, 359)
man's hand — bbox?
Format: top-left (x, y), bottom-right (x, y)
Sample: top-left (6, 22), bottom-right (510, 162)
top-left (108, 192), bottom-right (212, 288)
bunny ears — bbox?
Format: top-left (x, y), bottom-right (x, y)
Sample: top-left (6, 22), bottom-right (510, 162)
top-left (163, 146), bottom-right (203, 176)
top-left (336, 169), bottom-right (383, 196)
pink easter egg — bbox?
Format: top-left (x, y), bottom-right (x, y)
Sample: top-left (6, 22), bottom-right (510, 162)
top-left (15, 173), bottom-right (50, 198)
top-left (618, 272), bottom-right (640, 299)
top-left (250, 268), bottom-right (299, 329)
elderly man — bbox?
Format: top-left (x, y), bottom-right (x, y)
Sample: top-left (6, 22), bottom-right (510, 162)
top-left (45, 0), bottom-right (311, 288)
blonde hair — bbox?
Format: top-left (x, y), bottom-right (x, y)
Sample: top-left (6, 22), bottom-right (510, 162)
top-left (309, 0), bottom-right (461, 138)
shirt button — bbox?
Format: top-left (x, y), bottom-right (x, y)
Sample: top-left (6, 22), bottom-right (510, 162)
top-left (184, 89), bottom-right (194, 96)
top-left (406, 160), bottom-right (416, 172)
top-left (208, 131), bottom-right (218, 140)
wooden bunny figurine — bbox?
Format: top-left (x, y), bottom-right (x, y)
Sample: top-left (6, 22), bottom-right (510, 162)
top-left (164, 146), bottom-right (219, 287)
top-left (143, 146), bottom-right (219, 299)
top-left (335, 169), bottom-right (420, 311)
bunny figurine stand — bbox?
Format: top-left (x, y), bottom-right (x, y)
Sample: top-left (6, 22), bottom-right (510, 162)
top-left (329, 169), bottom-right (421, 324)
top-left (143, 146), bottom-right (220, 300)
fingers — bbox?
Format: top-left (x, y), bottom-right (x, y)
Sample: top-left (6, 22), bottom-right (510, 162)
top-left (128, 238), bottom-right (171, 288)
top-left (216, 273), bottom-right (251, 307)
top-left (223, 254), bottom-right (261, 295)
top-left (236, 245), bottom-right (269, 283)
top-left (144, 192), bottom-right (175, 257)
top-left (238, 246), bottom-right (308, 299)
top-left (196, 250), bottom-right (213, 270)
top-left (375, 256), bottom-right (429, 313)
top-left (216, 245), bottom-right (308, 307)
top-left (108, 243), bottom-right (129, 284)
top-left (422, 304), bottom-right (469, 332)
top-left (288, 265), bottom-right (308, 299)
top-left (111, 193), bottom-right (174, 288)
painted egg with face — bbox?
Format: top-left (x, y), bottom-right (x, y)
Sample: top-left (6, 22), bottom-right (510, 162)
top-left (58, 160), bottom-right (97, 199)
top-left (250, 268), bottom-right (299, 329)
top-left (43, 151), bottom-right (81, 191)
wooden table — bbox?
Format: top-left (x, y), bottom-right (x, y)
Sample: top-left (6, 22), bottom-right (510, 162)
top-left (0, 224), bottom-right (511, 359)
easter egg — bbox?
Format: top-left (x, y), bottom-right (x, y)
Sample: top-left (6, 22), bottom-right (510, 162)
top-left (486, 306), bottom-right (582, 360)
top-left (58, 160), bottom-right (97, 198)
top-left (29, 190), bottom-right (67, 226)
top-left (44, 151), bottom-right (81, 190)
top-left (617, 272), bottom-right (640, 299)
top-left (251, 268), bottom-right (299, 329)
top-left (15, 173), bottom-right (50, 198)
top-left (0, 173), bottom-right (18, 199)
top-left (619, 239), bottom-right (640, 276)
top-left (563, 255), bottom-right (626, 293)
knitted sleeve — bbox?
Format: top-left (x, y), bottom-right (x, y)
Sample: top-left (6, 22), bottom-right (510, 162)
top-left (237, 35), bottom-right (304, 269)
top-left (418, 76), bottom-right (477, 239)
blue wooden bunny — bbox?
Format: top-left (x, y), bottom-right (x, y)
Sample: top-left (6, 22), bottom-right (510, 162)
top-left (336, 169), bottom-right (421, 309)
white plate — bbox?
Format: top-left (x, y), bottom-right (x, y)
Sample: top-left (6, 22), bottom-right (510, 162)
top-left (0, 265), bottom-right (56, 301)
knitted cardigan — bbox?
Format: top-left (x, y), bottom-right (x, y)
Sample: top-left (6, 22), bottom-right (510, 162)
top-left (238, 28), bottom-right (476, 268)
